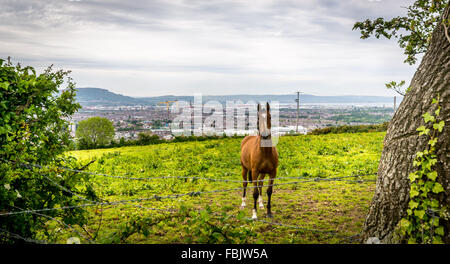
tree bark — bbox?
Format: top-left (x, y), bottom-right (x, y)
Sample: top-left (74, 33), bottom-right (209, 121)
top-left (362, 4), bottom-right (450, 243)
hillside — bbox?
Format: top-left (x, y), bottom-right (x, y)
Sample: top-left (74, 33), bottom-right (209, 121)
top-left (139, 94), bottom-right (399, 105)
top-left (75, 88), bottom-right (148, 106)
top-left (35, 132), bottom-right (385, 244)
top-left (75, 87), bottom-right (400, 107)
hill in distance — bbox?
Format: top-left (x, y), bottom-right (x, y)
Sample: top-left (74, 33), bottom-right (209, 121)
top-left (75, 88), bottom-right (146, 106)
top-left (75, 87), bottom-right (400, 107)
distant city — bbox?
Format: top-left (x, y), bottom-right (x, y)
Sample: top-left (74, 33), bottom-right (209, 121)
top-left (69, 88), bottom-right (401, 140)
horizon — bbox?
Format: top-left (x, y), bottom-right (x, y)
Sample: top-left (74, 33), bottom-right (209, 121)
top-left (76, 87), bottom-right (402, 98)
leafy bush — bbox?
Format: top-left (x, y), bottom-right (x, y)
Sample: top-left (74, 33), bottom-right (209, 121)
top-left (308, 122), bottom-right (389, 135)
top-left (0, 58), bottom-right (97, 243)
top-left (75, 132), bottom-right (245, 150)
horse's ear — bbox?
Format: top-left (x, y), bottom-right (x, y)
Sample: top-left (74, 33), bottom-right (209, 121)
top-left (257, 103), bottom-right (261, 112)
top-left (266, 102), bottom-right (270, 113)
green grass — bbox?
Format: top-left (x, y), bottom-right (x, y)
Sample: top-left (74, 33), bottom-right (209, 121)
top-left (39, 132), bottom-right (385, 244)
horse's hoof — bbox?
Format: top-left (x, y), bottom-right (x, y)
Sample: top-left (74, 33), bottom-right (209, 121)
top-left (259, 204), bottom-right (264, 209)
top-left (240, 198), bottom-right (246, 209)
top-left (266, 213), bottom-right (273, 218)
top-left (240, 205), bottom-right (246, 210)
top-left (252, 209), bottom-right (257, 220)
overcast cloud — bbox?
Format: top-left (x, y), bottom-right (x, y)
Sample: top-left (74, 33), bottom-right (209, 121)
top-left (0, 0), bottom-right (418, 96)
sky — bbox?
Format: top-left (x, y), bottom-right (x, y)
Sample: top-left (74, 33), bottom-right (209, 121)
top-left (0, 0), bottom-right (419, 97)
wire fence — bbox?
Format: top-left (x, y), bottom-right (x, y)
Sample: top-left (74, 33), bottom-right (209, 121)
top-left (0, 177), bottom-right (376, 216)
top-left (8, 159), bottom-right (377, 183)
top-left (0, 228), bottom-right (49, 244)
top-left (0, 158), bottom-right (378, 244)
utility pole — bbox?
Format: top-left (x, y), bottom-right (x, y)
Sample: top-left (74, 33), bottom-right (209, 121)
top-left (393, 96), bottom-right (397, 112)
top-left (295, 91), bottom-right (303, 133)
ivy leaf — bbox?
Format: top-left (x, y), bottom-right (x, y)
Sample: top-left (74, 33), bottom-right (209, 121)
top-left (409, 172), bottom-right (419, 182)
top-left (427, 171), bottom-right (437, 181)
top-left (408, 200), bottom-right (419, 209)
top-left (434, 108), bottom-right (440, 116)
top-left (400, 218), bottom-right (411, 229)
top-left (416, 126), bottom-right (429, 136)
top-left (429, 158), bottom-right (437, 166)
top-left (430, 199), bottom-right (439, 209)
top-left (432, 182), bottom-right (444, 194)
top-left (435, 226), bottom-right (444, 236)
top-left (410, 187), bottom-right (420, 198)
top-left (422, 112), bottom-right (435, 123)
top-left (433, 121), bottom-right (444, 132)
top-left (424, 181), bottom-right (434, 191)
top-left (428, 138), bottom-right (437, 147)
top-left (414, 210), bottom-right (426, 219)
top-left (422, 159), bottom-right (432, 171)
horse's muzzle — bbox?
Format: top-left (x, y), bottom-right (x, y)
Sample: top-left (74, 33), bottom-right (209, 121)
top-left (261, 135), bottom-right (271, 140)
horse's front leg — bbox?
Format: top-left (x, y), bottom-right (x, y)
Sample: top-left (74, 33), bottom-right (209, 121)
top-left (240, 167), bottom-right (248, 209)
top-left (257, 174), bottom-right (265, 209)
top-left (252, 169), bottom-right (260, 219)
top-left (266, 170), bottom-right (276, 218)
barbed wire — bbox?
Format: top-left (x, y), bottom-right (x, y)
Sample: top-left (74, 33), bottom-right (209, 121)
top-left (41, 172), bottom-right (177, 213)
top-left (0, 228), bottom-right (48, 244)
top-left (0, 205), bottom-right (363, 244)
top-left (3, 158), bottom-right (377, 183)
top-left (0, 176), bottom-right (375, 217)
top-left (337, 233), bottom-right (362, 244)
top-left (42, 173), bottom-right (97, 203)
top-left (1, 158), bottom-right (376, 244)
top-left (10, 204), bottom-right (94, 244)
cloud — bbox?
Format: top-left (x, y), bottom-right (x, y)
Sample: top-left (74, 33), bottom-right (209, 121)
top-left (0, 0), bottom-right (417, 96)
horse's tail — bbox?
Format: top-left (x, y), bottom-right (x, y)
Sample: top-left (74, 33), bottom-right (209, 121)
top-left (248, 170), bottom-right (252, 183)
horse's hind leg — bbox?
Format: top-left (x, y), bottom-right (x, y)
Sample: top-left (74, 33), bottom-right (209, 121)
top-left (240, 167), bottom-right (249, 209)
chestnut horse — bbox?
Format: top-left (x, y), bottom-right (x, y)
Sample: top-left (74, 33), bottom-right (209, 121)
top-left (240, 102), bottom-right (278, 219)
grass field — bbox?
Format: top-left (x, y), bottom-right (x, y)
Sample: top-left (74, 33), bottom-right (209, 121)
top-left (40, 132), bottom-right (385, 244)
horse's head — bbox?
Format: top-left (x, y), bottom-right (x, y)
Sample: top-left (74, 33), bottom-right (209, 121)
top-left (257, 102), bottom-right (272, 140)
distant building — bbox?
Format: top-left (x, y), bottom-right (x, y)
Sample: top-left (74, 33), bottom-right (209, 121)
top-left (163, 134), bottom-right (174, 140)
top-left (170, 125), bottom-right (307, 137)
top-left (273, 126), bottom-right (307, 135)
top-left (69, 121), bottom-right (78, 137)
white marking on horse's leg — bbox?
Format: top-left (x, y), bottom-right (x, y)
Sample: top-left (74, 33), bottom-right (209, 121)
top-left (258, 196), bottom-right (264, 209)
top-left (240, 197), bottom-right (246, 209)
top-left (252, 209), bottom-right (257, 220)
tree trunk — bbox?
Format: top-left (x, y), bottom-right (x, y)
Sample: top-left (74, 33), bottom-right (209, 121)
top-left (361, 5), bottom-right (450, 243)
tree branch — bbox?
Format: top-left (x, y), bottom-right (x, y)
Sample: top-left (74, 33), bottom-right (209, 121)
top-left (443, 3), bottom-right (450, 43)
top-left (444, 22), bottom-right (450, 43)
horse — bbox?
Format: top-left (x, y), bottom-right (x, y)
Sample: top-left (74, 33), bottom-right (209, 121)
top-left (240, 102), bottom-right (278, 219)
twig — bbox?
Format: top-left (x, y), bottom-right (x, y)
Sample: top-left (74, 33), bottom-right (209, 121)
top-left (443, 5), bottom-right (450, 43)
top-left (443, 22), bottom-right (450, 43)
